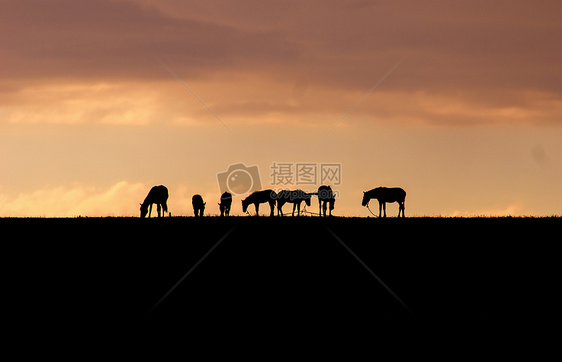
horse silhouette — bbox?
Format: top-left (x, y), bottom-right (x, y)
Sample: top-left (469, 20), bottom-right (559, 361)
top-left (192, 194), bottom-right (206, 217)
top-left (316, 185), bottom-right (335, 217)
top-left (276, 189), bottom-right (312, 216)
top-left (140, 185), bottom-right (169, 218)
top-left (218, 192), bottom-right (232, 217)
top-left (242, 189), bottom-right (277, 216)
top-left (362, 187), bottom-right (406, 217)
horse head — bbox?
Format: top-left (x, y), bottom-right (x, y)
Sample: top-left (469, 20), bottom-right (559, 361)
top-left (241, 199), bottom-right (249, 213)
top-left (361, 191), bottom-right (369, 207)
top-left (140, 203), bottom-right (148, 218)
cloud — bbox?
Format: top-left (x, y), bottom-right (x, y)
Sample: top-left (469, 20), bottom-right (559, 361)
top-left (0, 181), bottom-right (228, 217)
top-left (4, 0), bottom-right (560, 90)
top-left (1, 82), bottom-right (169, 125)
top-left (0, 181), bottom-right (147, 217)
top-left (449, 202), bottom-right (525, 217)
top-left (1, 0), bottom-right (561, 129)
top-left (0, 0), bottom-right (300, 82)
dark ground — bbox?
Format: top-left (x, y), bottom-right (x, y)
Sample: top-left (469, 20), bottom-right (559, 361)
top-left (3, 216), bottom-right (560, 339)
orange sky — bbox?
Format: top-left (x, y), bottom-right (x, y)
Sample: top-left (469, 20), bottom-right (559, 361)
top-left (1, 0), bottom-right (561, 217)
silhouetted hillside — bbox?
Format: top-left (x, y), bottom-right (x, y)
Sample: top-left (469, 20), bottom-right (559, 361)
top-left (3, 216), bottom-right (559, 337)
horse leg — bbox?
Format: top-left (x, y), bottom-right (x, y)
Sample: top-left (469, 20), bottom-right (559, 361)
top-left (157, 204), bottom-right (162, 217)
top-left (322, 201), bottom-right (327, 217)
top-left (148, 204), bottom-right (153, 218)
top-left (269, 201), bottom-right (275, 217)
top-left (383, 202), bottom-right (387, 217)
top-left (378, 202), bottom-right (382, 218)
top-left (255, 203), bottom-right (260, 216)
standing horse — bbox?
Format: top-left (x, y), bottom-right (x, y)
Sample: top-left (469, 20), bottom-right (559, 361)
top-left (192, 194), bottom-right (206, 217)
top-left (317, 185), bottom-right (335, 217)
top-left (218, 191), bottom-right (232, 217)
top-left (276, 189), bottom-right (312, 216)
top-left (140, 185), bottom-right (169, 218)
top-left (362, 187), bottom-right (406, 218)
top-left (242, 189), bottom-right (277, 216)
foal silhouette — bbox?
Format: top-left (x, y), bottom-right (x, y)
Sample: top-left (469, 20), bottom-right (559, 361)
top-left (140, 185), bottom-right (169, 218)
top-left (276, 189), bottom-right (311, 216)
top-left (362, 187), bottom-right (406, 217)
top-left (242, 189), bottom-right (277, 216)
top-left (316, 185), bottom-right (335, 217)
top-left (218, 191), bottom-right (232, 217)
top-left (192, 194), bottom-right (206, 217)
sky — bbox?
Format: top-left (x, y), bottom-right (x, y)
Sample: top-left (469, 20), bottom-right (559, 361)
top-left (1, 0), bottom-right (561, 217)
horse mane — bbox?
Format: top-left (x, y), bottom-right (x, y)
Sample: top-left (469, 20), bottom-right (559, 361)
top-left (143, 185), bottom-right (168, 205)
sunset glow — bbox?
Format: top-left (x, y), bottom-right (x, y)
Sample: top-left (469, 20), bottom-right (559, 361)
top-left (1, 0), bottom-right (560, 217)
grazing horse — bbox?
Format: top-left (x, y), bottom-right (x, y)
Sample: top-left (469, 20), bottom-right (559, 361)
top-left (317, 185), bottom-right (335, 217)
top-left (218, 191), bottom-right (232, 217)
top-left (192, 194), bottom-right (206, 217)
top-left (276, 189), bottom-right (312, 216)
top-left (140, 185), bottom-right (169, 218)
top-left (242, 189), bottom-right (277, 216)
top-left (362, 187), bottom-right (406, 218)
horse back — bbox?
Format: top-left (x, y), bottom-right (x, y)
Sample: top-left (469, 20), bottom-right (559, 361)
top-left (220, 192), bottom-right (232, 206)
top-left (255, 189), bottom-right (277, 202)
top-left (192, 194), bottom-right (204, 207)
top-left (146, 185), bottom-right (168, 203)
top-left (318, 185), bottom-right (335, 201)
top-left (386, 187), bottom-right (406, 202)
top-left (278, 189), bottom-right (304, 202)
